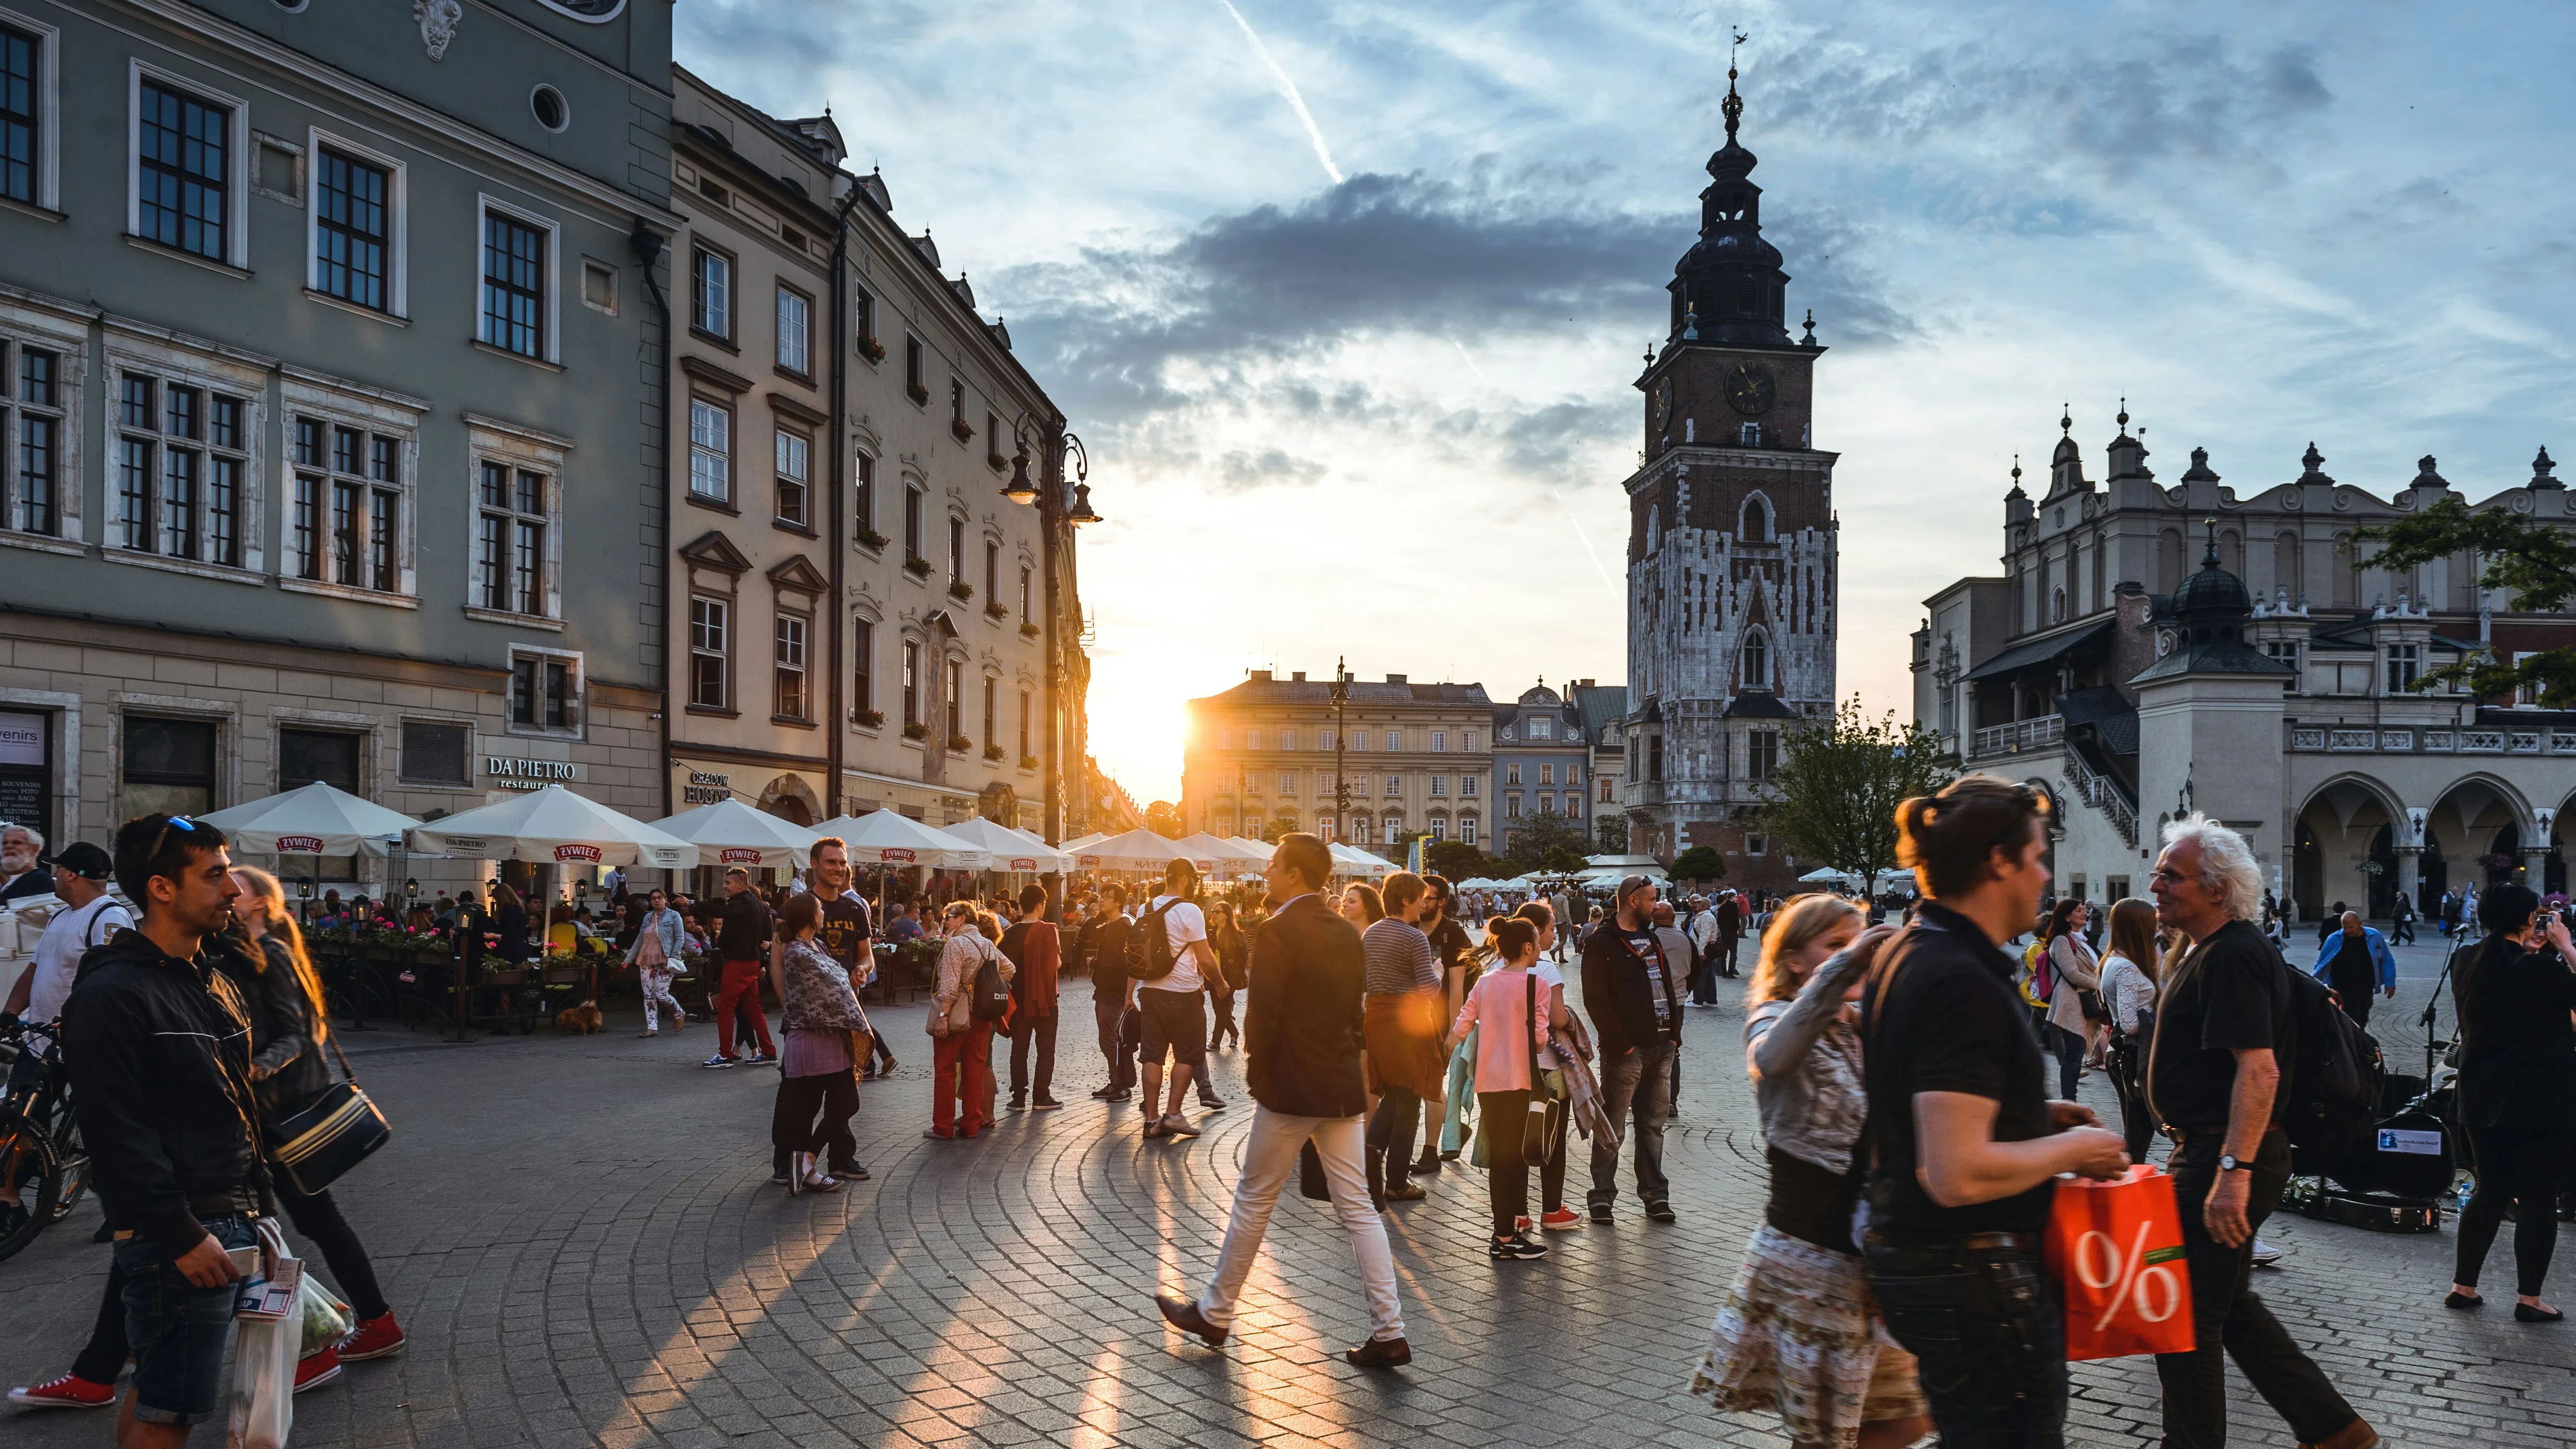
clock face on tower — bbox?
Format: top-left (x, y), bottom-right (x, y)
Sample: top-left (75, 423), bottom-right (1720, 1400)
top-left (1649, 375), bottom-right (1674, 430)
top-left (1725, 361), bottom-right (1777, 417)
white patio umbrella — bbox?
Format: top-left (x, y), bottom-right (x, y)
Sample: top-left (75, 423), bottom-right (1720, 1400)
top-left (939, 816), bottom-right (1071, 873)
top-left (645, 798), bottom-right (821, 870)
top-left (1059, 831), bottom-right (1110, 853)
top-left (1798, 865), bottom-right (1860, 883)
top-left (809, 811), bottom-right (989, 869)
top-left (1329, 842), bottom-right (1396, 878)
top-left (1172, 832), bottom-right (1266, 877)
top-left (405, 784), bottom-right (697, 869)
top-left (1070, 828), bottom-right (1189, 870)
top-left (198, 781), bottom-right (427, 857)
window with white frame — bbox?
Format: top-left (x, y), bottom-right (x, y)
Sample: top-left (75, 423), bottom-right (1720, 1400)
top-left (1539, 762), bottom-right (1553, 785)
top-left (1505, 763), bottom-right (1521, 785)
top-left (945, 658), bottom-right (964, 742)
top-left (1349, 730), bottom-right (1366, 752)
top-left (902, 484), bottom-right (924, 561)
top-left (691, 246), bottom-right (730, 338)
top-left (118, 369), bottom-right (250, 568)
top-left (1538, 792), bottom-right (1554, 813)
top-left (473, 459), bottom-right (549, 616)
top-left (1430, 775), bottom-right (1446, 796)
top-left (853, 451), bottom-right (877, 541)
top-left (1462, 774), bottom-right (1478, 797)
top-left (1747, 728), bottom-right (1779, 784)
top-left (774, 427), bottom-right (809, 528)
top-left (285, 417), bottom-right (394, 586)
top-left (1460, 816), bottom-right (1476, 845)
top-left (1, 332), bottom-right (66, 537)
top-left (1280, 728), bottom-right (1297, 752)
top-left (852, 617), bottom-right (875, 718)
top-left (775, 285), bottom-right (810, 375)
top-left (1019, 563), bottom-right (1032, 622)
top-left (688, 595), bottom-right (727, 709)
top-left (134, 72), bottom-right (241, 265)
top-left (1279, 772), bottom-right (1297, 795)
top-left (687, 397), bottom-right (730, 502)
top-left (311, 141), bottom-right (400, 314)
top-left (773, 612), bottom-right (808, 721)
top-left (2385, 643), bottom-right (2420, 694)
top-left (1531, 716), bottom-right (1552, 740)
top-left (1245, 728), bottom-right (1262, 751)
top-left (980, 676), bottom-right (996, 748)
top-left (947, 514), bottom-right (965, 585)
top-left (1431, 818), bottom-right (1447, 842)
top-left (507, 648), bottom-right (580, 735)
top-left (851, 284), bottom-right (874, 351)
top-left (478, 202), bottom-right (552, 360)
top-left (901, 641), bottom-right (920, 728)
top-left (1017, 687), bottom-right (1031, 759)
top-left (1465, 729), bottom-right (1478, 751)
top-left (1, 20), bottom-right (54, 210)
top-left (1432, 731), bottom-right (1446, 752)
top-left (1569, 763), bottom-right (1582, 786)
top-left (1506, 793), bottom-right (1521, 819)
top-left (1383, 774), bottom-right (1401, 796)
top-left (1383, 818), bottom-right (1402, 846)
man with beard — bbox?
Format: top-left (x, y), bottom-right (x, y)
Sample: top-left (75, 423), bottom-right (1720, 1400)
top-left (0, 823), bottom-right (50, 903)
top-left (1154, 832), bottom-right (1409, 1368)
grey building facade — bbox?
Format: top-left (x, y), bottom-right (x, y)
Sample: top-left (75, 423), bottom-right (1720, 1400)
top-left (0, 0), bottom-right (677, 890)
top-left (1489, 681), bottom-right (1586, 860)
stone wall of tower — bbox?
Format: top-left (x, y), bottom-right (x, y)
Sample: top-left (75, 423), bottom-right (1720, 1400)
top-left (1625, 448), bottom-right (1838, 709)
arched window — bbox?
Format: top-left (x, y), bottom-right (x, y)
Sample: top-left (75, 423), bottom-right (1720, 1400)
top-left (2051, 586), bottom-right (2067, 624)
top-left (1741, 495), bottom-right (1769, 543)
top-left (2157, 529), bottom-right (2184, 594)
top-left (2273, 532), bottom-right (2301, 602)
top-left (1742, 629), bottom-right (1771, 689)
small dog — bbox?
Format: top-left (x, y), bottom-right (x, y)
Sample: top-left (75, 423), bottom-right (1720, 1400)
top-left (556, 1000), bottom-right (604, 1035)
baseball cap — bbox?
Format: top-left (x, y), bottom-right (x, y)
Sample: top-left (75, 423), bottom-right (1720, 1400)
top-left (41, 842), bottom-right (113, 880)
top-left (1617, 873), bottom-right (1657, 901)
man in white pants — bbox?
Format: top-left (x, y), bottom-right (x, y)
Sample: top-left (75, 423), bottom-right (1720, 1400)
top-left (1155, 831), bottom-right (1409, 1368)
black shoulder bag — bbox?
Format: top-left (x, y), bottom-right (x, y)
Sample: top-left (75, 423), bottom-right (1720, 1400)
top-left (268, 1032), bottom-right (393, 1197)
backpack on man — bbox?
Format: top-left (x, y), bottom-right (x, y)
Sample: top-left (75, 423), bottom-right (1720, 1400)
top-left (967, 936), bottom-right (1013, 1025)
top-left (2280, 963), bottom-right (2384, 1165)
top-left (1130, 896), bottom-right (1188, 984)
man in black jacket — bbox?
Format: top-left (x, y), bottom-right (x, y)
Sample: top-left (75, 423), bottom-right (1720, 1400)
top-left (1580, 874), bottom-right (1685, 1223)
top-left (705, 867), bottom-right (776, 1067)
top-left (1156, 832), bottom-right (1409, 1368)
top-left (61, 813), bottom-right (263, 1446)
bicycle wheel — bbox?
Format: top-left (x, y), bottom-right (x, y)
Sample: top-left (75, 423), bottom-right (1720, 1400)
top-left (0, 1114), bottom-right (62, 1263)
top-left (44, 1097), bottom-right (88, 1223)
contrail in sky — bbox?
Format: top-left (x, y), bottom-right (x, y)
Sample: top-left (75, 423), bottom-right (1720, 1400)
top-left (1549, 487), bottom-right (1616, 588)
top-left (1216, 0), bottom-right (1345, 185)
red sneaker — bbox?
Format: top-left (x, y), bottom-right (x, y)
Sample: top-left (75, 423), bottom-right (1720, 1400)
top-left (7, 1374), bottom-right (116, 1409)
top-left (294, 1346), bottom-right (343, 1394)
top-left (337, 1312), bottom-right (406, 1362)
top-left (1540, 1208), bottom-right (1584, 1231)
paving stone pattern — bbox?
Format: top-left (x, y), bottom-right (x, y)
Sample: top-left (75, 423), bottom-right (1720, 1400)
top-left (0, 935), bottom-right (2562, 1446)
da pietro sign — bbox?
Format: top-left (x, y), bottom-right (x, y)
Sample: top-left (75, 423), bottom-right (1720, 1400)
top-left (485, 755), bottom-right (578, 791)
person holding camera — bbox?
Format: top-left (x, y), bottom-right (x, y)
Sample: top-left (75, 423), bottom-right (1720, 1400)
top-left (2446, 882), bottom-right (2576, 1322)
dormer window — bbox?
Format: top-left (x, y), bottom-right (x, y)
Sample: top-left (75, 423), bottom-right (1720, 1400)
top-left (1738, 422), bottom-right (1762, 447)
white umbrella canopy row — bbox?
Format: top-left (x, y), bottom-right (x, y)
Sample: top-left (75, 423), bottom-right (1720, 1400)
top-left (406, 784), bottom-right (697, 869)
top-left (1071, 828), bottom-right (1191, 871)
top-left (645, 798), bottom-right (820, 870)
top-left (809, 811), bottom-right (989, 869)
top-left (198, 781), bottom-right (432, 858)
top-left (937, 816), bottom-right (1071, 873)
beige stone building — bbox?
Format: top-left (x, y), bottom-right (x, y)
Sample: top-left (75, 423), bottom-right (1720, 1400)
top-left (1182, 671), bottom-right (1493, 858)
top-left (663, 71), bottom-right (1088, 853)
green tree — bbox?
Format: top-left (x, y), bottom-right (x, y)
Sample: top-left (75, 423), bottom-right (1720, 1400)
top-left (1425, 839), bottom-right (1495, 882)
top-left (1145, 800), bottom-right (1184, 838)
top-left (1670, 845), bottom-right (1726, 883)
top-left (1595, 812), bottom-right (1630, 854)
top-left (1504, 810), bottom-right (1592, 875)
top-left (2355, 493), bottom-right (2576, 706)
top-left (1761, 696), bottom-right (1955, 896)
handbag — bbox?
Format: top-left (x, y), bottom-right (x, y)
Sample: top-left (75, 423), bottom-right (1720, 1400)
top-left (2077, 986), bottom-right (2106, 1023)
top-left (267, 1035), bottom-right (393, 1197)
top-left (2043, 1163), bottom-right (2196, 1359)
top-left (1519, 975), bottom-right (1553, 1162)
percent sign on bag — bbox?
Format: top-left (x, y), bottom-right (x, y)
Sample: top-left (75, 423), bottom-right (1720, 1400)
top-left (2045, 1165), bottom-right (2197, 1360)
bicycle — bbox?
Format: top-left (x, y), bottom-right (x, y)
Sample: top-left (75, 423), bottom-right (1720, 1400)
top-left (0, 1018), bottom-right (88, 1263)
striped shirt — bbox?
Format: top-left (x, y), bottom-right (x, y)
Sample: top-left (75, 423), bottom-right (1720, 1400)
top-left (1362, 918), bottom-right (1441, 996)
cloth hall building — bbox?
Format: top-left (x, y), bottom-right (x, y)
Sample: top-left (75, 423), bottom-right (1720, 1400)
top-left (1913, 416), bottom-right (2576, 920)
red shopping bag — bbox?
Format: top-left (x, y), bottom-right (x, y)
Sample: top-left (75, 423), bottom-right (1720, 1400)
top-left (2042, 1164), bottom-right (2196, 1360)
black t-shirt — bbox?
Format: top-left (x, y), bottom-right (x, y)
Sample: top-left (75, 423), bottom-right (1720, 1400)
top-left (2146, 919), bottom-right (2291, 1133)
top-left (1860, 902), bottom-right (2056, 1237)
top-left (816, 893), bottom-right (872, 974)
top-left (1088, 915), bottom-right (1133, 1001)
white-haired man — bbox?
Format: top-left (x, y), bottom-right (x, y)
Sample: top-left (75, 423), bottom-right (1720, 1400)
top-left (2146, 814), bottom-right (2373, 1449)
top-left (0, 823), bottom-right (48, 903)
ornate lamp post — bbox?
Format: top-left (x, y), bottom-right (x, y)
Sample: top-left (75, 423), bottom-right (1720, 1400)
top-left (1333, 657), bottom-right (1350, 850)
top-left (1008, 413), bottom-right (1099, 843)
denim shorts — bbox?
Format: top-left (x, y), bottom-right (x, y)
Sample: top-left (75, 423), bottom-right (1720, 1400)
top-left (116, 1213), bottom-right (258, 1426)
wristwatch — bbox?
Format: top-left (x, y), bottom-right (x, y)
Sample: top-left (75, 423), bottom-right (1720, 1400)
top-left (2217, 1153), bottom-right (2244, 1172)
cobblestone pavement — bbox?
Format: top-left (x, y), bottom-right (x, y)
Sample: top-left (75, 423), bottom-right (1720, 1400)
top-left (0, 934), bottom-right (2562, 1447)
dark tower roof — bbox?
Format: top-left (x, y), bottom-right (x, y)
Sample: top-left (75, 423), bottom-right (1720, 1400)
top-left (1668, 51), bottom-right (1792, 348)
top-left (2170, 517), bottom-right (2251, 620)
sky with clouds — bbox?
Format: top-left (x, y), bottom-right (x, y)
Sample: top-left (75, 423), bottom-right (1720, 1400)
top-left (676, 0), bottom-right (2576, 804)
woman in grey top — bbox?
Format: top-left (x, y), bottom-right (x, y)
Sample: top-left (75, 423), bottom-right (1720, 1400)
top-left (1692, 894), bottom-right (1929, 1449)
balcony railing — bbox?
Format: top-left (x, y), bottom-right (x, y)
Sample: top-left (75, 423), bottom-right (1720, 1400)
top-left (1970, 714), bottom-right (2063, 758)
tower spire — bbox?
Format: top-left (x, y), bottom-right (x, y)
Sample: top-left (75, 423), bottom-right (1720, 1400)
top-left (1724, 30), bottom-right (1747, 143)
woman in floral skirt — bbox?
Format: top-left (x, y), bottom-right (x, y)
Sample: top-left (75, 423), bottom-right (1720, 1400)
top-left (1690, 894), bottom-right (1931, 1449)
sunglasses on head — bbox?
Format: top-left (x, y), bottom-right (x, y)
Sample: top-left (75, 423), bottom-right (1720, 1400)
top-left (149, 814), bottom-right (201, 860)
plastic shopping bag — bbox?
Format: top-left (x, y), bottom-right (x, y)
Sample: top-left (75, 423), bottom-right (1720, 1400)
top-left (2043, 1163), bottom-right (2196, 1360)
top-left (229, 1219), bottom-right (298, 1449)
top-left (297, 1272), bottom-right (355, 1358)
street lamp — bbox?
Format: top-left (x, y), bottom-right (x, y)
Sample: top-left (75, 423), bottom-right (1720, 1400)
top-left (1006, 412), bottom-right (1099, 844)
top-left (1332, 657), bottom-right (1350, 850)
